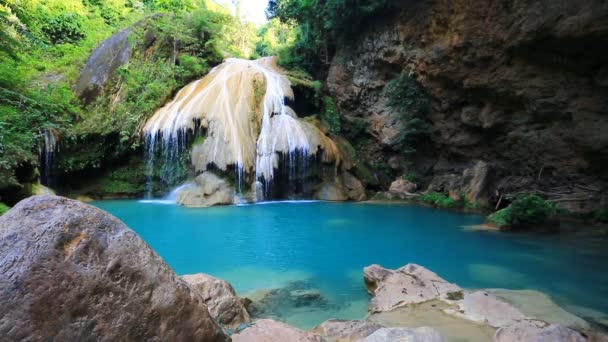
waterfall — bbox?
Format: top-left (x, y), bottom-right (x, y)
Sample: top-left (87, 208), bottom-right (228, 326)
top-left (142, 57), bottom-right (340, 200)
top-left (40, 129), bottom-right (58, 187)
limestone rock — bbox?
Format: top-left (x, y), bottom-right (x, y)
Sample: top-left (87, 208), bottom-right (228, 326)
top-left (0, 195), bottom-right (229, 341)
top-left (231, 319), bottom-right (323, 342)
top-left (363, 264), bottom-right (462, 312)
top-left (315, 180), bottom-right (348, 201)
top-left (181, 273), bottom-right (251, 329)
top-left (177, 172), bottom-right (236, 207)
top-left (494, 321), bottom-right (586, 342)
top-left (342, 172), bottom-right (367, 201)
top-left (361, 327), bottom-right (444, 342)
top-left (488, 289), bottom-right (590, 330)
top-left (389, 178), bottom-right (417, 195)
top-left (443, 290), bottom-right (527, 328)
top-left (462, 161), bottom-right (490, 202)
top-left (311, 319), bottom-right (383, 341)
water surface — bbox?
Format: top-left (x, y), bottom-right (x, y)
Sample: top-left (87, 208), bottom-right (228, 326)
top-left (93, 200), bottom-right (608, 329)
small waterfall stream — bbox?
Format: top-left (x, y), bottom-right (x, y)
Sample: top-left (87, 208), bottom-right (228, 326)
top-left (40, 129), bottom-right (58, 187)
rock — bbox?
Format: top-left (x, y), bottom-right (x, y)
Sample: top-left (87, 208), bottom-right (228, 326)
top-left (443, 290), bottom-right (527, 328)
top-left (363, 264), bottom-right (462, 312)
top-left (342, 172), bottom-right (367, 201)
top-left (74, 28), bottom-right (131, 103)
top-left (389, 178), bottom-right (417, 195)
top-left (0, 195), bottom-right (228, 341)
top-left (315, 180), bottom-right (348, 201)
top-left (361, 327), bottom-right (443, 342)
top-left (462, 161), bottom-right (490, 202)
top-left (370, 300), bottom-right (496, 342)
top-left (311, 319), bottom-right (384, 341)
top-left (488, 289), bottom-right (590, 330)
top-left (177, 172), bottom-right (236, 207)
top-left (181, 273), bottom-right (251, 329)
top-left (231, 319), bottom-right (323, 342)
top-left (494, 321), bottom-right (586, 342)
top-left (248, 281), bottom-right (330, 318)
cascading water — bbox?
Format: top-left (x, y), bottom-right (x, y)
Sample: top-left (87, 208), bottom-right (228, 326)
top-left (39, 128), bottom-right (58, 187)
top-left (142, 57), bottom-right (340, 201)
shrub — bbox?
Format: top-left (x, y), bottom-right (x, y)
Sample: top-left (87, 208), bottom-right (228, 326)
top-left (41, 12), bottom-right (86, 44)
top-left (418, 192), bottom-right (457, 208)
top-left (0, 202), bottom-right (9, 216)
top-left (593, 209), bottom-right (608, 223)
top-left (487, 207), bottom-right (512, 227)
top-left (509, 194), bottom-right (556, 226)
top-left (400, 171), bottom-right (419, 184)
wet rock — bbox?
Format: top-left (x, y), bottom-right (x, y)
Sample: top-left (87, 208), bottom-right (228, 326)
top-left (182, 273), bottom-right (251, 329)
top-left (177, 172), bottom-right (236, 207)
top-left (0, 195), bottom-right (229, 341)
top-left (248, 281), bottom-right (331, 318)
top-left (494, 320), bottom-right (586, 342)
top-left (443, 290), bottom-right (527, 328)
top-left (363, 264), bottom-right (462, 312)
top-left (342, 172), bottom-right (367, 201)
top-left (311, 319), bottom-right (384, 341)
top-left (361, 327), bottom-right (444, 342)
top-left (231, 319), bottom-right (323, 342)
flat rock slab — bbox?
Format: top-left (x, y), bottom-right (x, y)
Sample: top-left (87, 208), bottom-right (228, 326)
top-left (364, 263), bottom-right (462, 312)
top-left (488, 289), bottom-right (590, 330)
top-left (443, 290), bottom-right (527, 328)
top-left (361, 327), bottom-right (444, 342)
top-left (494, 321), bottom-right (587, 342)
top-left (310, 319), bottom-right (384, 341)
top-left (0, 195), bottom-right (228, 341)
top-left (232, 319), bottom-right (323, 342)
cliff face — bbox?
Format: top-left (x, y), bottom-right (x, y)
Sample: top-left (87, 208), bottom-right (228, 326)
top-left (328, 0), bottom-right (608, 211)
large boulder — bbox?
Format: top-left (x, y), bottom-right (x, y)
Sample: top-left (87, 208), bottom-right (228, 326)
top-left (443, 290), bottom-right (527, 328)
top-left (315, 180), bottom-right (348, 201)
top-left (0, 195), bottom-right (229, 341)
top-left (310, 319), bottom-right (384, 341)
top-left (363, 264), bottom-right (462, 312)
top-left (181, 273), bottom-right (251, 329)
top-left (231, 319), bottom-right (322, 342)
top-left (177, 172), bottom-right (236, 207)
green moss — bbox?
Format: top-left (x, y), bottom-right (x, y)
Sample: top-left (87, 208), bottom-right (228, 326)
top-left (400, 171), bottom-right (419, 184)
top-left (320, 96), bottom-right (340, 134)
top-left (0, 202), bottom-right (9, 216)
top-left (417, 192), bottom-right (457, 208)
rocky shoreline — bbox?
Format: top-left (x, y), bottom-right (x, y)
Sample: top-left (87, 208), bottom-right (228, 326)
top-left (1, 196), bottom-right (606, 341)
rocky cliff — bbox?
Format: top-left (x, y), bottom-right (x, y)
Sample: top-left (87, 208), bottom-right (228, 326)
top-left (328, 0), bottom-right (608, 212)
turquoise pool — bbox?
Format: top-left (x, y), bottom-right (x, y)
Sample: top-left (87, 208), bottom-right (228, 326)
top-left (93, 200), bottom-right (608, 329)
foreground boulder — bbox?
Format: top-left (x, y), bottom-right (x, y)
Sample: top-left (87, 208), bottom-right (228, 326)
top-left (361, 327), bottom-right (443, 342)
top-left (0, 195), bottom-right (229, 341)
top-left (182, 273), bottom-right (251, 329)
top-left (494, 321), bottom-right (586, 342)
top-left (231, 319), bottom-right (322, 342)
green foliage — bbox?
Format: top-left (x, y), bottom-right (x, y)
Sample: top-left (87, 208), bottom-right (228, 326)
top-left (487, 207), bottom-right (512, 227)
top-left (594, 209), bottom-right (608, 223)
top-left (417, 192), bottom-right (457, 208)
top-left (384, 72), bottom-right (430, 155)
top-left (401, 171), bottom-right (419, 184)
top-left (40, 12), bottom-right (86, 44)
top-left (509, 194), bottom-right (556, 226)
top-left (486, 194), bottom-right (556, 228)
top-left (0, 202), bottom-right (9, 215)
top-left (320, 96), bottom-right (341, 134)
top-left (268, 0), bottom-right (393, 71)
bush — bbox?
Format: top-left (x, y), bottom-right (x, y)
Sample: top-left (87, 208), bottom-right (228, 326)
top-left (0, 202), bottom-right (9, 216)
top-left (418, 192), bottom-right (457, 208)
top-left (41, 12), bottom-right (86, 44)
top-left (509, 194), bottom-right (556, 226)
top-left (487, 207), bottom-right (512, 227)
top-left (401, 171), bottom-right (419, 184)
top-left (593, 209), bottom-right (608, 223)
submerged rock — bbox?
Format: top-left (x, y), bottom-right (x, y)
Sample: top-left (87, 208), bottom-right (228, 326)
top-left (443, 290), bottom-right (527, 328)
top-left (311, 319), bottom-right (384, 341)
top-left (0, 195), bottom-right (228, 341)
top-left (177, 172), bottom-right (236, 207)
top-left (361, 327), bottom-right (443, 342)
top-left (363, 263), bottom-right (462, 312)
top-left (247, 281), bottom-right (331, 319)
top-left (182, 273), bottom-right (251, 329)
top-left (231, 319), bottom-right (322, 342)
